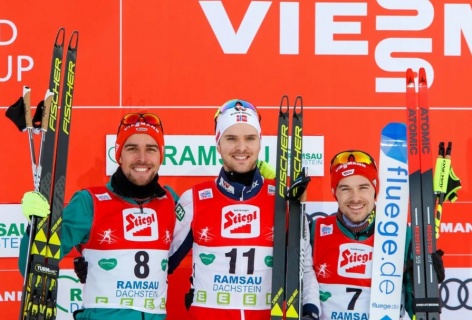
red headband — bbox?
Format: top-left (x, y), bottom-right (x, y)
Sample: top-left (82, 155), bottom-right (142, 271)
top-left (331, 161), bottom-right (379, 197)
top-left (115, 122), bottom-right (165, 164)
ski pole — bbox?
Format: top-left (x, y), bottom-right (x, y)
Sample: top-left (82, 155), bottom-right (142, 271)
top-left (433, 142), bottom-right (451, 239)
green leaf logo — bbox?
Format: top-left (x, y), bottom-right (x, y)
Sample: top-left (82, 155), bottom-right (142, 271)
top-left (320, 290), bottom-right (332, 302)
top-left (161, 259), bottom-right (168, 271)
top-left (265, 256), bottom-right (273, 267)
top-left (199, 253), bottom-right (215, 265)
top-left (98, 258), bottom-right (117, 271)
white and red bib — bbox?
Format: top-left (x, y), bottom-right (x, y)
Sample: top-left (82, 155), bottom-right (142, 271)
top-left (313, 215), bottom-right (373, 320)
top-left (80, 186), bottom-right (175, 314)
top-left (191, 179), bottom-right (276, 310)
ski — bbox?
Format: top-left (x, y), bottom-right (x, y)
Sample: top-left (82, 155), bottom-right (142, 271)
top-left (285, 96), bottom-right (304, 320)
top-left (369, 122), bottom-right (409, 319)
top-left (270, 95), bottom-right (306, 320)
top-left (270, 95), bottom-right (290, 320)
top-left (19, 28), bottom-right (66, 320)
top-left (405, 68), bottom-right (440, 320)
top-left (19, 28), bottom-right (79, 320)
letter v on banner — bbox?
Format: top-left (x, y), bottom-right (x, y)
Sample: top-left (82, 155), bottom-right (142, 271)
top-left (369, 122), bottom-right (409, 319)
top-left (199, 1), bottom-right (271, 54)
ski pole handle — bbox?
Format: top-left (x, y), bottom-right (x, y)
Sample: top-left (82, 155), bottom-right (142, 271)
top-left (23, 86), bottom-right (33, 129)
top-left (41, 90), bottom-right (54, 132)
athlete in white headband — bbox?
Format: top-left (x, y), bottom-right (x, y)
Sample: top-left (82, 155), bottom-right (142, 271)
top-left (214, 99), bottom-right (261, 144)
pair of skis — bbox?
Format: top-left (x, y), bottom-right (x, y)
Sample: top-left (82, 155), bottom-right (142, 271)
top-left (271, 95), bottom-right (306, 320)
top-left (7, 28), bottom-right (79, 320)
top-left (405, 68), bottom-right (440, 320)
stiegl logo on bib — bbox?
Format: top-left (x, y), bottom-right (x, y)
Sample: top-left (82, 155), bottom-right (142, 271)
top-left (123, 208), bottom-right (159, 241)
top-left (221, 205), bottom-right (260, 238)
top-left (338, 243), bottom-right (373, 279)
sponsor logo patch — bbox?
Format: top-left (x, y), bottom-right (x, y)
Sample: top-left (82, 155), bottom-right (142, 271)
top-left (320, 223), bottom-right (333, 236)
top-left (175, 204), bottom-right (186, 221)
top-left (221, 205), bottom-right (260, 238)
top-left (95, 192), bottom-right (112, 201)
top-left (198, 188), bottom-right (213, 200)
top-left (122, 208), bottom-right (159, 241)
top-left (338, 243), bottom-right (373, 279)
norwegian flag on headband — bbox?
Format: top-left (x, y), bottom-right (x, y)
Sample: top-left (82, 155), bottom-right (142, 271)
top-left (236, 114), bottom-right (247, 122)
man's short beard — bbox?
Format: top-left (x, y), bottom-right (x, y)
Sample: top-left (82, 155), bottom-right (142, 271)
top-left (126, 171), bottom-right (157, 186)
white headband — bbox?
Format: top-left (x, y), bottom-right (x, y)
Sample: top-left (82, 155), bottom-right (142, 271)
top-left (215, 107), bottom-right (261, 143)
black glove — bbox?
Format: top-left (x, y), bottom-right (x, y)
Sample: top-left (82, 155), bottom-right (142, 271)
top-left (31, 100), bottom-right (45, 133)
top-left (184, 289), bottom-right (194, 310)
top-left (302, 304), bottom-right (319, 320)
top-left (5, 96), bottom-right (27, 132)
top-left (74, 256), bottom-right (88, 284)
top-left (184, 276), bottom-right (194, 310)
top-left (286, 167), bottom-right (311, 200)
top-left (432, 249), bottom-right (445, 283)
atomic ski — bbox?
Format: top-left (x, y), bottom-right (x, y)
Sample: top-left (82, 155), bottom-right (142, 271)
top-left (369, 122), bottom-right (409, 319)
top-left (18, 28), bottom-right (79, 320)
top-left (405, 68), bottom-right (440, 320)
top-left (270, 95), bottom-right (305, 320)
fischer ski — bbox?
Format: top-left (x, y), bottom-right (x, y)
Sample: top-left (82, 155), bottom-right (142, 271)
top-left (270, 95), bottom-right (306, 320)
top-left (369, 122), bottom-right (409, 319)
top-left (285, 96), bottom-right (305, 319)
top-left (271, 95), bottom-right (290, 320)
top-left (16, 28), bottom-right (79, 320)
top-left (405, 68), bottom-right (440, 320)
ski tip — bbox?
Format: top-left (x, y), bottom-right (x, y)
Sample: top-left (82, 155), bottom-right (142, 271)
top-left (419, 68), bottom-right (427, 86)
top-left (279, 95), bottom-right (290, 113)
top-left (68, 31), bottom-right (79, 50)
top-left (293, 95), bottom-right (303, 114)
top-left (55, 28), bottom-right (66, 46)
top-left (406, 68), bottom-right (415, 86)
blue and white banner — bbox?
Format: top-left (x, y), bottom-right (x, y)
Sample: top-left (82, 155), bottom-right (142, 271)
top-left (370, 122), bottom-right (409, 319)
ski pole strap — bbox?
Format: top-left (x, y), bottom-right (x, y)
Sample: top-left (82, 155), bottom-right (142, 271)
top-left (445, 167), bottom-right (461, 202)
top-left (413, 297), bottom-right (441, 313)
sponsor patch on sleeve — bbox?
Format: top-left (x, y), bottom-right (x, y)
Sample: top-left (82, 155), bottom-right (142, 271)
top-left (175, 203), bottom-right (186, 221)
